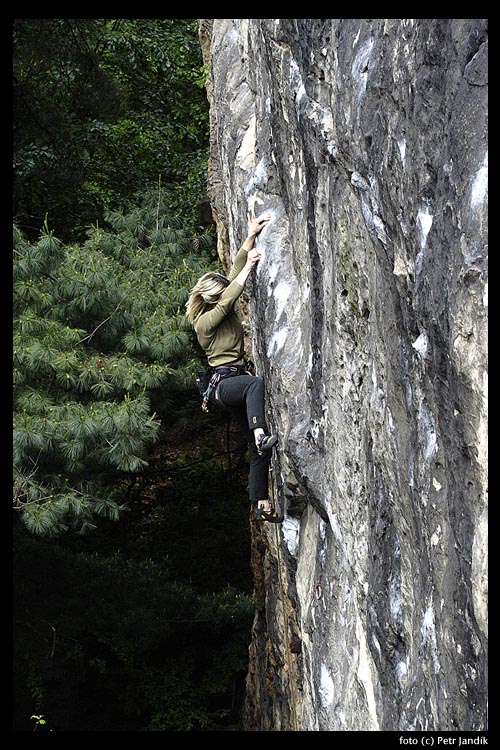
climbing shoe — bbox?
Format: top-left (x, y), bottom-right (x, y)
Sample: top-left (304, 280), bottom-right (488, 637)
top-left (256, 506), bottom-right (284, 523)
top-left (256, 433), bottom-right (278, 456)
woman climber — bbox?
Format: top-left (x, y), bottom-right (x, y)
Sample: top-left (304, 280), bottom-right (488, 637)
top-left (185, 213), bottom-right (282, 523)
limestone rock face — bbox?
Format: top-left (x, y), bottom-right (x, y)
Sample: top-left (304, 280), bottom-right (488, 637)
top-left (200, 18), bottom-right (488, 731)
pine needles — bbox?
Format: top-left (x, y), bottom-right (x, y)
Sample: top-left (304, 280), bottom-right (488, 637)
top-left (13, 188), bottom-right (217, 535)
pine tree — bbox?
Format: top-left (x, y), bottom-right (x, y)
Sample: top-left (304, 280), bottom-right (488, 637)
top-left (13, 188), bottom-right (216, 535)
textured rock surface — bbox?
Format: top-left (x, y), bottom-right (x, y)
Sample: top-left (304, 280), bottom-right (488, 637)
top-left (200, 18), bottom-right (488, 731)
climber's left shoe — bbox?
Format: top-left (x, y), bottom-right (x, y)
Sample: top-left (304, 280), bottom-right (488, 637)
top-left (256, 433), bottom-right (278, 456)
top-left (256, 506), bottom-right (284, 523)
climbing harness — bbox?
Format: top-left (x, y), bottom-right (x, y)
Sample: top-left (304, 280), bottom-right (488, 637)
top-left (197, 360), bottom-right (255, 412)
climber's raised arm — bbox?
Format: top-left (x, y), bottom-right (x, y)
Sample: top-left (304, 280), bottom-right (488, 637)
top-left (228, 212), bottom-right (271, 281)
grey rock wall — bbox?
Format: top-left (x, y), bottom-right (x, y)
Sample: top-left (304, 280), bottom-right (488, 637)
top-left (200, 18), bottom-right (488, 732)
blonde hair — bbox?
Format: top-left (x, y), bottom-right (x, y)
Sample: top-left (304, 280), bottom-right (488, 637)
top-left (185, 272), bottom-right (230, 324)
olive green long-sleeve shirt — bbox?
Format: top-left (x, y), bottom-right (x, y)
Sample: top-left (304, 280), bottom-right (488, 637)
top-left (194, 245), bottom-right (248, 366)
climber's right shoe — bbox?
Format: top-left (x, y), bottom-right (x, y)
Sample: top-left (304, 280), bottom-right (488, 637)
top-left (256, 506), bottom-right (284, 523)
top-left (256, 433), bottom-right (278, 456)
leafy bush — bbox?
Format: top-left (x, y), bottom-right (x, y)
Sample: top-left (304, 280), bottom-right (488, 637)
top-left (13, 188), bottom-right (217, 535)
top-left (13, 19), bottom-right (209, 240)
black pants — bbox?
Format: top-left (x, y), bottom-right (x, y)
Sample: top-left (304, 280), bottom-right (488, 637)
top-left (216, 375), bottom-right (271, 502)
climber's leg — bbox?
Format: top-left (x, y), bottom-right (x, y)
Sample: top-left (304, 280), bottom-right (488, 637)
top-left (217, 375), bottom-right (277, 450)
top-left (230, 403), bottom-right (272, 503)
top-left (232, 412), bottom-right (282, 521)
top-left (218, 376), bottom-right (281, 521)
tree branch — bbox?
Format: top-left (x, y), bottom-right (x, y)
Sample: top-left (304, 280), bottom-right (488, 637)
top-left (76, 303), bottom-right (121, 345)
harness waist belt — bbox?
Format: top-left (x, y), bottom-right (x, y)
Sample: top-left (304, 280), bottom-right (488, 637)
top-left (213, 364), bottom-right (247, 376)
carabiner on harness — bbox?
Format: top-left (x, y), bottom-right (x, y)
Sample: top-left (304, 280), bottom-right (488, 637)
top-left (201, 371), bottom-right (221, 412)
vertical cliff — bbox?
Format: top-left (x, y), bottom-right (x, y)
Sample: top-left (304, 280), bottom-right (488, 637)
top-left (200, 19), bottom-right (488, 731)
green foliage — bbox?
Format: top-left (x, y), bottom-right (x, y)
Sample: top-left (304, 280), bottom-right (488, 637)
top-left (30, 715), bottom-right (47, 731)
top-left (13, 415), bottom-right (254, 732)
top-left (13, 18), bottom-right (255, 735)
top-left (13, 188), bottom-right (216, 536)
top-left (14, 528), bottom-right (254, 731)
top-left (13, 19), bottom-right (209, 240)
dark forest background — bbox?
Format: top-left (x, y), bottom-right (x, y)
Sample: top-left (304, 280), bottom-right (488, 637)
top-left (13, 18), bottom-right (255, 732)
